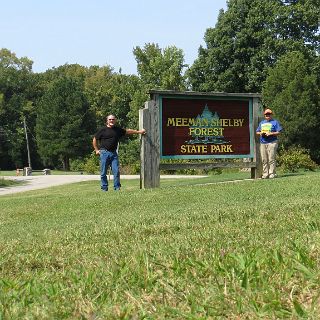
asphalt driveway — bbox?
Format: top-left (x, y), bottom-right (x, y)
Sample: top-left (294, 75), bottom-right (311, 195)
top-left (0, 174), bottom-right (124, 196)
top-left (0, 174), bottom-right (206, 196)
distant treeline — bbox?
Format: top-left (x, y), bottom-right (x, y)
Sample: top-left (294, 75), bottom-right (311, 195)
top-left (1, 0), bottom-right (319, 170)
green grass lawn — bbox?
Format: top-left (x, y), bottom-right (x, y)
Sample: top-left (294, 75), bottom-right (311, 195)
top-left (1, 171), bottom-right (320, 319)
top-left (0, 178), bottom-right (22, 188)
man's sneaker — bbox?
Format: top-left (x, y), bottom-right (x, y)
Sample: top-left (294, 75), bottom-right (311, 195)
top-left (269, 174), bottom-right (275, 179)
top-left (261, 175), bottom-right (268, 179)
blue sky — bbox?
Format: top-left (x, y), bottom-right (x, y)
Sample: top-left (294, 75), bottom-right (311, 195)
top-left (1, 0), bottom-right (227, 74)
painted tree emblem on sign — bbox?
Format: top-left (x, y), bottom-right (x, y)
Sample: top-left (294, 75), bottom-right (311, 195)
top-left (186, 105), bottom-right (229, 145)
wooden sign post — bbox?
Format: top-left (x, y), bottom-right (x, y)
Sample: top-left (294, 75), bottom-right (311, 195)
top-left (139, 90), bottom-right (262, 188)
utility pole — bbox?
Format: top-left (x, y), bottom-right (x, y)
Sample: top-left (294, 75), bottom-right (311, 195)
top-left (23, 116), bottom-right (32, 168)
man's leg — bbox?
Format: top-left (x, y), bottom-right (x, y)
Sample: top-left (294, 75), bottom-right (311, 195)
top-left (111, 152), bottom-right (121, 190)
top-left (268, 142), bottom-right (278, 178)
top-left (100, 150), bottom-right (109, 191)
top-left (260, 143), bottom-right (269, 178)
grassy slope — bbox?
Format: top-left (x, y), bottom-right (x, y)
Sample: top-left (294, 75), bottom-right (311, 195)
top-left (0, 178), bottom-right (19, 187)
top-left (0, 172), bottom-right (320, 319)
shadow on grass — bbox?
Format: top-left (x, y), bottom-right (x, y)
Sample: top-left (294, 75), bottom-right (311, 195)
top-left (277, 172), bottom-right (310, 179)
top-left (159, 172), bottom-right (252, 188)
top-left (159, 170), bottom-right (318, 188)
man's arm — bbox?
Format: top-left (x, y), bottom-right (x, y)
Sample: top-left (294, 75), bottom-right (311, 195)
top-left (126, 128), bottom-right (146, 135)
top-left (93, 137), bottom-right (100, 155)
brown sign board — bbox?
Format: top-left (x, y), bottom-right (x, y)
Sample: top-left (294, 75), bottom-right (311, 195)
top-left (160, 95), bottom-right (254, 159)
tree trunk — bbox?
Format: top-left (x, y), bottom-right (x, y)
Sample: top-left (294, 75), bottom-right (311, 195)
top-left (62, 156), bottom-right (70, 171)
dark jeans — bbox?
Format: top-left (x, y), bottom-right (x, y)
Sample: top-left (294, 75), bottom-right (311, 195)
top-left (99, 150), bottom-right (121, 191)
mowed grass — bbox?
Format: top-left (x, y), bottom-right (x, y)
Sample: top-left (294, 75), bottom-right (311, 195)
top-left (1, 172), bottom-right (320, 319)
top-left (0, 178), bottom-right (20, 188)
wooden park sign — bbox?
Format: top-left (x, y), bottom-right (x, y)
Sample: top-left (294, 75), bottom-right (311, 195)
top-left (139, 90), bottom-right (262, 188)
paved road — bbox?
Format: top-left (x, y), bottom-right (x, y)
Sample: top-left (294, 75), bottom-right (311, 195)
top-left (0, 174), bottom-right (206, 196)
top-left (0, 175), bottom-right (100, 196)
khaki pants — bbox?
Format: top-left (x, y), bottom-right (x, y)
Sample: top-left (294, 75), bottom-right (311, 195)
top-left (260, 142), bottom-right (278, 178)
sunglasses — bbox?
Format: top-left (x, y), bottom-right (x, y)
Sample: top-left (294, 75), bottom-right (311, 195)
top-left (108, 118), bottom-right (116, 121)
top-left (264, 113), bottom-right (272, 116)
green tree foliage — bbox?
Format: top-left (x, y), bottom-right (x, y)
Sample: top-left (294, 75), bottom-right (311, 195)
top-left (263, 51), bottom-right (320, 161)
top-left (131, 42), bottom-right (187, 128)
top-left (133, 43), bottom-right (187, 91)
top-left (84, 66), bottom-right (142, 128)
top-left (187, 0), bottom-right (320, 93)
top-left (41, 63), bottom-right (88, 82)
top-left (0, 48), bottom-right (38, 169)
top-left (84, 65), bottom-right (114, 126)
top-left (0, 48), bottom-right (33, 71)
top-left (36, 76), bottom-right (95, 170)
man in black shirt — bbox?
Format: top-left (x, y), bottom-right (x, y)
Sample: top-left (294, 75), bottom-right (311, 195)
top-left (93, 115), bottom-right (146, 191)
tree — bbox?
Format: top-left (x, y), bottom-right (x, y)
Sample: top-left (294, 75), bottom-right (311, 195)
top-left (133, 43), bottom-right (187, 91)
top-left (131, 43), bottom-right (188, 129)
top-left (36, 76), bottom-right (95, 170)
top-left (84, 65), bottom-right (114, 126)
top-left (187, 0), bottom-right (320, 93)
top-left (262, 51), bottom-right (320, 161)
top-left (0, 48), bottom-right (38, 169)
top-left (84, 66), bottom-right (142, 128)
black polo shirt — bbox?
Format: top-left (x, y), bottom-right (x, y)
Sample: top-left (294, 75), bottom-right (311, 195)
top-left (95, 126), bottom-right (126, 151)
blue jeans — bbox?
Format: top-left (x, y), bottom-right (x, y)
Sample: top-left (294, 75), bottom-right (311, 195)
top-left (99, 150), bottom-right (121, 191)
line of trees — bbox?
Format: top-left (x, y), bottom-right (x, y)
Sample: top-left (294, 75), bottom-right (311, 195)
top-left (0, 0), bottom-right (319, 170)
top-left (0, 45), bottom-right (187, 170)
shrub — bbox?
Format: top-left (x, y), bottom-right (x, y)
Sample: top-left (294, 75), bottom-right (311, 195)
top-left (70, 158), bottom-right (85, 172)
top-left (120, 163), bottom-right (140, 174)
top-left (118, 139), bottom-right (141, 174)
top-left (278, 147), bottom-right (318, 173)
top-left (83, 152), bottom-right (100, 174)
